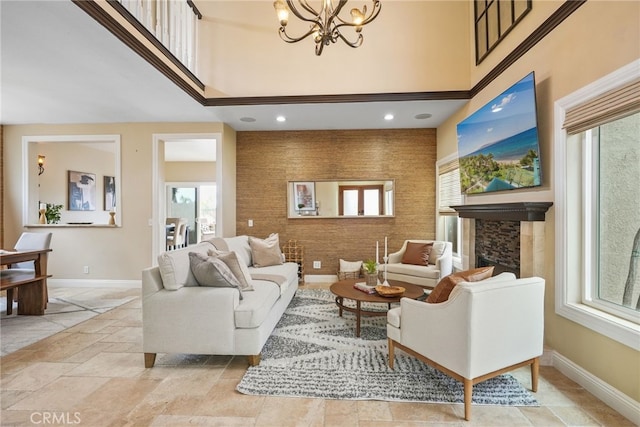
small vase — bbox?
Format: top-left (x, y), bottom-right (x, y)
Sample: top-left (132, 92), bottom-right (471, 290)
top-left (365, 272), bottom-right (378, 287)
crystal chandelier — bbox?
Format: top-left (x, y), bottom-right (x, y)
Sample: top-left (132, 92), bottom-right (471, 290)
top-left (273, 0), bottom-right (382, 56)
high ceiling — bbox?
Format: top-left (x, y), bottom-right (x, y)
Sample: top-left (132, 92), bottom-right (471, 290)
top-left (0, 1), bottom-right (467, 131)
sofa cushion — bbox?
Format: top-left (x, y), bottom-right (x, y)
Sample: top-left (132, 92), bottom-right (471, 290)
top-left (248, 262), bottom-right (299, 295)
top-left (188, 252), bottom-right (244, 299)
top-left (224, 235), bottom-right (253, 267)
top-left (386, 263), bottom-right (441, 280)
top-left (426, 266), bottom-right (495, 303)
top-left (208, 249), bottom-right (254, 292)
top-left (234, 281), bottom-right (281, 328)
top-left (387, 306), bottom-right (402, 328)
top-left (401, 242), bottom-right (433, 266)
top-left (249, 233), bottom-right (284, 267)
top-left (157, 242), bottom-right (214, 291)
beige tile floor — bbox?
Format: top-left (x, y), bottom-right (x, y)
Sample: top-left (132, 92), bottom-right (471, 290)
top-left (0, 282), bottom-right (635, 426)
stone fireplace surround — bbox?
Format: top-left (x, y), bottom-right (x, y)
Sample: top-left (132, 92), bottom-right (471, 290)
top-left (452, 202), bottom-right (553, 278)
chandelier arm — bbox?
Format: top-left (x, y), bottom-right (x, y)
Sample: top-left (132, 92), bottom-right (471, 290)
top-left (333, 28), bottom-right (363, 48)
top-left (279, 26), bottom-right (318, 43)
top-left (332, 0), bottom-right (381, 26)
top-left (329, 0), bottom-right (349, 20)
top-left (286, 0), bottom-right (320, 24)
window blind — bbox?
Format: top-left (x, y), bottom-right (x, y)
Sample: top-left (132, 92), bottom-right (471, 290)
top-left (564, 78), bottom-right (640, 135)
top-left (439, 159), bottom-right (462, 213)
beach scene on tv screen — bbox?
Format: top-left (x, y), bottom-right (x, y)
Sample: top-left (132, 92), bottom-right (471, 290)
top-left (457, 72), bottom-right (541, 194)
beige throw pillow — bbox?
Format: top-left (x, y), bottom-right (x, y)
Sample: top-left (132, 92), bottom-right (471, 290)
top-left (188, 252), bottom-right (244, 299)
top-left (249, 233), bottom-right (284, 268)
top-left (208, 249), bottom-right (254, 291)
top-left (339, 259), bottom-right (363, 273)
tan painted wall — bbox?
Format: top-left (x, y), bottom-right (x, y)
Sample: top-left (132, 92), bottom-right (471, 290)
top-left (437, 1), bottom-right (640, 402)
top-left (165, 161), bottom-right (216, 182)
top-left (218, 124), bottom-right (237, 237)
top-left (197, 1), bottom-right (470, 97)
top-left (3, 122), bottom-right (225, 280)
top-left (235, 129), bottom-right (436, 276)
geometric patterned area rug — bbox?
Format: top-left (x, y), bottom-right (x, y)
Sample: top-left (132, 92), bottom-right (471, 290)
top-left (236, 289), bottom-right (539, 407)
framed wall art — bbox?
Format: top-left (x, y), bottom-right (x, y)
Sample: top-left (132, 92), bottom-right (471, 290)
top-left (104, 175), bottom-right (116, 211)
top-left (293, 181), bottom-right (316, 211)
top-left (68, 170), bottom-right (96, 211)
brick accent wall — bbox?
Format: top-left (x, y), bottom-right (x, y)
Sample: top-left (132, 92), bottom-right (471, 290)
top-left (475, 219), bottom-right (521, 274)
top-left (236, 129), bottom-right (436, 276)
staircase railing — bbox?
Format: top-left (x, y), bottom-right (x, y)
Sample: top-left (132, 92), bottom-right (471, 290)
top-left (116, 0), bottom-right (201, 74)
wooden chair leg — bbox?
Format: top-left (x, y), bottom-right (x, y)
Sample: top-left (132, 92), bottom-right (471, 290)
top-left (248, 354), bottom-right (261, 366)
top-left (6, 288), bottom-right (14, 315)
top-left (144, 353), bottom-right (157, 368)
top-left (531, 357), bottom-right (539, 392)
top-left (388, 338), bottom-right (395, 369)
top-left (463, 378), bottom-right (472, 421)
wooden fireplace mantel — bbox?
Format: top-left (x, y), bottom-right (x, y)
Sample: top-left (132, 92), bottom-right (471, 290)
top-left (451, 202), bottom-right (553, 222)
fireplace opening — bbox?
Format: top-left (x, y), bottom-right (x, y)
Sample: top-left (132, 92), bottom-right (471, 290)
top-left (477, 256), bottom-right (520, 278)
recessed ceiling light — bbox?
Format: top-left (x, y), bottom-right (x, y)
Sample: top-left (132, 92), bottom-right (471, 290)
top-left (414, 113), bottom-right (432, 120)
top-left (384, 114), bottom-right (394, 121)
top-left (276, 116), bottom-right (286, 122)
top-left (240, 117), bottom-right (256, 122)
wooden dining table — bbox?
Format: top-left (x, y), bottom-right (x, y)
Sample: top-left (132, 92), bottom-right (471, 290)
top-left (0, 248), bottom-right (52, 315)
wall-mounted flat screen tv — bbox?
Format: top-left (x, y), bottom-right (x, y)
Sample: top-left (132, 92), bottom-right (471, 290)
top-left (456, 72), bottom-right (541, 194)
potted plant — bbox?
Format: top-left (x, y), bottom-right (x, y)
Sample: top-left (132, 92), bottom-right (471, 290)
top-left (363, 259), bottom-right (378, 287)
top-left (45, 203), bottom-right (63, 224)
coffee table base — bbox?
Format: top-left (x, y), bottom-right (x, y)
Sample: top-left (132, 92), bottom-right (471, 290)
top-left (334, 296), bottom-right (392, 337)
top-left (329, 279), bottom-right (425, 338)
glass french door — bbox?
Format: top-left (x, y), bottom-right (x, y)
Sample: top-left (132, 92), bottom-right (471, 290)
top-left (166, 183), bottom-right (216, 244)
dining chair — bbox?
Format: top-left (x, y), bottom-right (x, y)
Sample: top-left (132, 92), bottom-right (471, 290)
top-left (5, 232), bottom-right (53, 315)
top-left (166, 218), bottom-right (188, 250)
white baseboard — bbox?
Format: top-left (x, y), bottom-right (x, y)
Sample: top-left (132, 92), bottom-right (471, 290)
top-left (304, 274), bottom-right (338, 283)
top-left (48, 279), bottom-right (140, 288)
top-left (541, 346), bottom-right (554, 366)
top-left (552, 351), bottom-right (640, 425)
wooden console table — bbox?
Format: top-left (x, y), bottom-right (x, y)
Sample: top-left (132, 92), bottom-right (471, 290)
top-left (1, 249), bottom-right (52, 315)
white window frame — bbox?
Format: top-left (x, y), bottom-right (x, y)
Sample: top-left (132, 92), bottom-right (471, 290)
top-left (554, 59), bottom-right (640, 350)
top-left (436, 153), bottom-right (464, 270)
top-left (585, 126), bottom-right (640, 324)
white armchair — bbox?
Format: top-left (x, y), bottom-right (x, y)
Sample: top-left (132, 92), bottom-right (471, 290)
top-left (386, 240), bottom-right (453, 289)
top-left (387, 273), bottom-right (544, 420)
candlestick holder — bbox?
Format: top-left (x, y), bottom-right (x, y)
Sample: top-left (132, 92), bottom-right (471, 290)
top-left (39, 209), bottom-right (46, 224)
top-left (382, 255), bottom-right (390, 286)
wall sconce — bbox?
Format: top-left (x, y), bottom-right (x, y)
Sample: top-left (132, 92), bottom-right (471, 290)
top-left (37, 155), bottom-right (45, 176)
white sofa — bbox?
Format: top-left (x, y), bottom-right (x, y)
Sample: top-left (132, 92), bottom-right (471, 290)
top-left (387, 273), bottom-right (545, 420)
top-left (142, 235), bottom-right (299, 367)
top-left (386, 240), bottom-right (453, 289)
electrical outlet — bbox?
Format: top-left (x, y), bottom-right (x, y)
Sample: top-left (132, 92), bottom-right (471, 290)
top-left (248, 219), bottom-right (254, 227)
top-left (313, 261), bottom-right (321, 269)
top-left (83, 266), bottom-right (90, 274)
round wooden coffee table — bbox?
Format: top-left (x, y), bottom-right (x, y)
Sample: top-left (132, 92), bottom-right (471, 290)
top-left (329, 278), bottom-right (425, 337)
